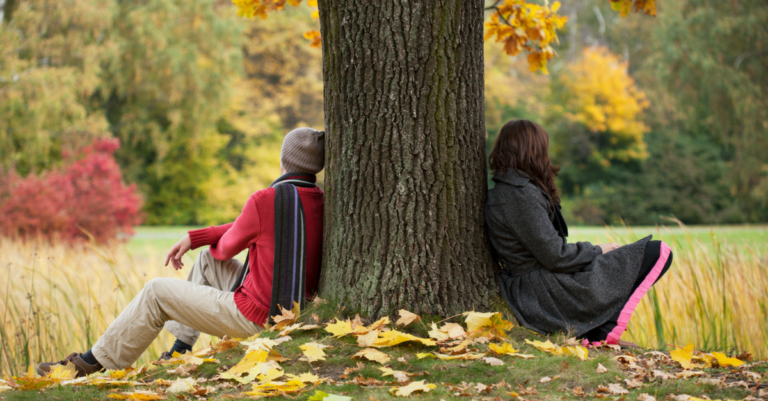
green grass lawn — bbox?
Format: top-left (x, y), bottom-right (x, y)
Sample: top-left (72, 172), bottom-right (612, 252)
top-left (127, 224), bottom-right (768, 260)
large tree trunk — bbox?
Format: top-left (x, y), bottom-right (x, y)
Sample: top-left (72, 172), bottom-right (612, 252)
top-left (317, 0), bottom-right (496, 318)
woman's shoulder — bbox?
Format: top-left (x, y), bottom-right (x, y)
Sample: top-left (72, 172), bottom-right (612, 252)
top-left (489, 171), bottom-right (548, 203)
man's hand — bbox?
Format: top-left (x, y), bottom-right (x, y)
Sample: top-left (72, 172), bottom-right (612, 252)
top-left (166, 234), bottom-right (192, 270)
top-left (598, 243), bottom-right (621, 254)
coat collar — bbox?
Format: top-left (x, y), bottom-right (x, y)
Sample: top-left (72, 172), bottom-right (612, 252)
top-left (493, 169), bottom-right (531, 187)
top-left (494, 169), bottom-right (554, 202)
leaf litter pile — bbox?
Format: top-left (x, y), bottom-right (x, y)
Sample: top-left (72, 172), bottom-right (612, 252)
top-left (1, 300), bottom-right (766, 401)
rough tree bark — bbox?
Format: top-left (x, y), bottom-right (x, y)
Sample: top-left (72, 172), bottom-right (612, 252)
top-left (318, 0), bottom-right (496, 318)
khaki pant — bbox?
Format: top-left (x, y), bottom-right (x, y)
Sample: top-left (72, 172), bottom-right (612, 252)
top-left (91, 249), bottom-right (262, 369)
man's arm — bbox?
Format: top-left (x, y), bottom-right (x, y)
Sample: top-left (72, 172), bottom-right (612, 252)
top-left (206, 194), bottom-right (262, 261)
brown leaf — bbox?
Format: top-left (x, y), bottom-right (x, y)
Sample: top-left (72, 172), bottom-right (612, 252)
top-left (606, 383), bottom-right (628, 395)
top-left (483, 357), bottom-right (505, 366)
top-left (624, 378), bottom-right (643, 388)
top-left (596, 363), bottom-right (608, 373)
top-left (352, 376), bottom-right (388, 387)
top-left (395, 310), bottom-right (421, 327)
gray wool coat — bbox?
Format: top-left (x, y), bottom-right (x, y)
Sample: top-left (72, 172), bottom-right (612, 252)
top-left (485, 169), bottom-right (651, 337)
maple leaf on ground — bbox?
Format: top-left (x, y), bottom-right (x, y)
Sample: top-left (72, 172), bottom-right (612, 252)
top-left (357, 330), bottom-right (379, 347)
top-left (372, 330), bottom-right (436, 347)
top-left (47, 363), bottom-right (78, 381)
top-left (676, 370), bottom-right (706, 379)
top-left (167, 378), bottom-right (197, 394)
top-left (379, 367), bottom-right (411, 382)
top-left (416, 352), bottom-right (485, 360)
top-left (242, 379), bottom-right (306, 397)
top-left (395, 309), bottom-right (421, 327)
top-left (606, 383), bottom-right (629, 395)
top-left (270, 301), bottom-right (300, 331)
top-left (308, 390), bottom-right (353, 401)
top-left (300, 343), bottom-right (327, 362)
top-left (218, 350), bottom-right (270, 383)
top-left (483, 356), bottom-right (505, 366)
top-left (596, 363), bottom-right (609, 373)
top-left (353, 348), bottom-right (392, 364)
top-left (428, 323), bottom-right (450, 341)
top-left (107, 390), bottom-right (166, 400)
top-left (389, 380), bottom-right (437, 397)
top-left (709, 352), bottom-right (744, 368)
top-left (489, 342), bottom-right (519, 355)
top-left (325, 319), bottom-right (354, 338)
top-left (637, 394), bottom-right (657, 401)
top-left (11, 366), bottom-right (54, 390)
top-left (670, 343), bottom-right (696, 370)
top-left (651, 370), bottom-right (675, 381)
top-left (624, 378), bottom-right (644, 388)
top-left (524, 339), bottom-right (588, 360)
top-left (285, 372), bottom-right (322, 384)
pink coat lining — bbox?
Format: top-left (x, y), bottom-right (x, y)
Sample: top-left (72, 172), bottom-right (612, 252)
top-left (605, 242), bottom-right (671, 344)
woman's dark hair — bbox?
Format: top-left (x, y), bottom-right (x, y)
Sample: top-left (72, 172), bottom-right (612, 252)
top-left (489, 119), bottom-right (561, 206)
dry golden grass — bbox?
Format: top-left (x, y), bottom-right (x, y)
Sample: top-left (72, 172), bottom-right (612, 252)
top-left (1, 226), bottom-right (766, 377)
top-left (0, 238), bottom-right (199, 377)
top-left (594, 225), bottom-right (768, 358)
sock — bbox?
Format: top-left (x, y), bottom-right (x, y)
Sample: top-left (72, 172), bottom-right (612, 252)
top-left (169, 339), bottom-right (193, 356)
top-left (81, 349), bottom-right (99, 366)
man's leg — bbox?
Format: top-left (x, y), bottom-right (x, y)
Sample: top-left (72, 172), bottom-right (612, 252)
top-left (164, 249), bottom-right (245, 349)
top-left (90, 276), bottom-right (259, 370)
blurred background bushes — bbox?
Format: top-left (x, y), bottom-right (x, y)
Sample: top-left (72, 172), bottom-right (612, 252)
top-left (1, 0), bottom-right (766, 235)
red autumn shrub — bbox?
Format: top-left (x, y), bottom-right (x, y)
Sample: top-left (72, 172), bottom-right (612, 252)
top-left (0, 137), bottom-right (143, 243)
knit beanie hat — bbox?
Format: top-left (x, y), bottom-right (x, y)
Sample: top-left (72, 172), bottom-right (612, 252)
top-left (280, 127), bottom-right (325, 174)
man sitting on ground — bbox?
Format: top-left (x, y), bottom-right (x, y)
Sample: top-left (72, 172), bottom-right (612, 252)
top-left (37, 127), bottom-right (326, 376)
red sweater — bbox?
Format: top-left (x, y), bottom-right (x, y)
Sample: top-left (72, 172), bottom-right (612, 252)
top-left (188, 186), bottom-right (324, 326)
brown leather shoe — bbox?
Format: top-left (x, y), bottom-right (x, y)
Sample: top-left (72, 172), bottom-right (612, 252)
top-left (36, 352), bottom-right (103, 378)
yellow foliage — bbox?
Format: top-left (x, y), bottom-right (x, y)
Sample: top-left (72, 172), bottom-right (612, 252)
top-left (609, 0), bottom-right (657, 17)
top-left (484, 0), bottom-right (568, 73)
top-left (558, 47), bottom-right (650, 163)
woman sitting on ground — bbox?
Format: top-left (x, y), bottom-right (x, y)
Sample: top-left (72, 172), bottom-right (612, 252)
top-left (485, 119), bottom-right (673, 346)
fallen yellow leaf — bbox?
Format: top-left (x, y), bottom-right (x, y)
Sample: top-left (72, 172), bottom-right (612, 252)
top-left (107, 391), bottom-right (166, 400)
top-left (670, 344), bottom-right (695, 370)
top-left (709, 352), bottom-right (744, 368)
top-left (353, 348), bottom-right (392, 364)
top-left (417, 352), bottom-right (485, 360)
top-left (427, 323), bottom-right (450, 341)
top-left (167, 378), bottom-right (197, 394)
top-left (325, 319), bottom-right (354, 337)
top-left (389, 380), bottom-right (437, 396)
top-left (379, 367), bottom-right (410, 382)
top-left (372, 330), bottom-right (436, 347)
top-left (243, 379), bottom-right (306, 397)
top-left (285, 372), bottom-right (322, 383)
top-left (357, 330), bottom-right (379, 347)
top-left (463, 311), bottom-right (496, 332)
top-left (489, 342), bottom-right (520, 356)
top-left (300, 343), bottom-right (327, 362)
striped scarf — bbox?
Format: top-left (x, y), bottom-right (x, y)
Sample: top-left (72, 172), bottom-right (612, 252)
top-left (231, 173), bottom-right (317, 323)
